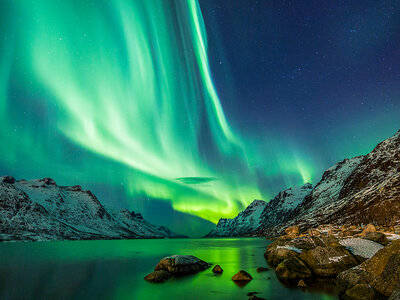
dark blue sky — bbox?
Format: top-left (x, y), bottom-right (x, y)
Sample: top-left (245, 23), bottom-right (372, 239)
top-left (200, 0), bottom-right (400, 169)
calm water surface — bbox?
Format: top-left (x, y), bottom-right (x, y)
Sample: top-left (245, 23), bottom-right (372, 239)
top-left (0, 238), bottom-right (338, 299)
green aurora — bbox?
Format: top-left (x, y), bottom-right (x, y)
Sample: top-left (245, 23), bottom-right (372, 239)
top-left (1, 0), bottom-right (318, 226)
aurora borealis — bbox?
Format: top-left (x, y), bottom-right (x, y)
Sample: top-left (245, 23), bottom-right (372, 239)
top-left (1, 0), bottom-right (400, 236)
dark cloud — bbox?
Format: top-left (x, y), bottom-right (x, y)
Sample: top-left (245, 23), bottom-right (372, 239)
top-left (175, 177), bottom-right (217, 184)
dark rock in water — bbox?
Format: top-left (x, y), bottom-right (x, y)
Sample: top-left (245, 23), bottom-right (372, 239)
top-left (256, 267), bottom-right (269, 272)
top-left (248, 296), bottom-right (266, 300)
top-left (363, 232), bottom-right (389, 246)
top-left (144, 270), bottom-right (172, 283)
top-left (212, 265), bottom-right (223, 274)
top-left (154, 255), bottom-right (210, 275)
top-left (297, 279), bottom-right (307, 288)
top-left (275, 257), bottom-right (312, 280)
top-left (0, 176), bottom-right (15, 184)
top-left (300, 246), bottom-right (358, 277)
top-left (337, 239), bottom-right (400, 298)
top-left (232, 270), bottom-right (253, 281)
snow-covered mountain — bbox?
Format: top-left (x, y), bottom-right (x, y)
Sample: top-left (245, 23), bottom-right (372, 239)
top-left (0, 177), bottom-right (185, 241)
top-left (204, 200), bottom-right (267, 237)
top-left (206, 130), bottom-right (400, 237)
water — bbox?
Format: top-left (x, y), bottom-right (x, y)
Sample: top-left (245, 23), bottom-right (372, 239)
top-left (0, 238), bottom-right (338, 299)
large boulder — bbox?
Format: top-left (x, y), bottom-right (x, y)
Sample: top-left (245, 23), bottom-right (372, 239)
top-left (337, 239), bottom-right (400, 298)
top-left (342, 283), bottom-right (380, 300)
top-left (339, 238), bottom-right (384, 262)
top-left (154, 255), bottom-right (210, 275)
top-left (300, 246), bottom-right (358, 277)
top-left (275, 257), bottom-right (312, 280)
top-left (363, 232), bottom-right (389, 246)
top-left (264, 240), bottom-right (301, 266)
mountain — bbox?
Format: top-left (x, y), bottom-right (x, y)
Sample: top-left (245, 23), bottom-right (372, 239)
top-left (204, 200), bottom-right (267, 237)
top-left (206, 130), bottom-right (400, 238)
top-left (0, 176), bottom-right (186, 241)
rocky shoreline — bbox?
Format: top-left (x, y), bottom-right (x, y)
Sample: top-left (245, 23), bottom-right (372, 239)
top-left (265, 224), bottom-right (400, 299)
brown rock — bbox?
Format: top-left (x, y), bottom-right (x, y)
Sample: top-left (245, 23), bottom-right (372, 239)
top-left (232, 270), bottom-right (253, 281)
top-left (300, 246), bottom-right (358, 277)
top-left (144, 270), bottom-right (173, 283)
top-left (154, 255), bottom-right (210, 275)
top-left (308, 229), bottom-right (320, 236)
top-left (389, 287), bottom-right (400, 300)
top-left (360, 224), bottom-right (377, 237)
top-left (343, 283), bottom-right (378, 300)
top-left (285, 225), bottom-right (300, 237)
top-left (264, 240), bottom-right (300, 266)
top-left (297, 279), bottom-right (308, 288)
top-left (363, 232), bottom-right (389, 245)
top-left (275, 257), bottom-right (312, 280)
top-left (212, 265), bottom-right (223, 274)
top-left (337, 239), bottom-right (400, 298)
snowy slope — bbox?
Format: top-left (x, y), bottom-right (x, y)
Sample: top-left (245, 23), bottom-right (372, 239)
top-left (259, 183), bottom-right (313, 231)
top-left (204, 200), bottom-right (267, 237)
top-left (0, 177), bottom-right (185, 241)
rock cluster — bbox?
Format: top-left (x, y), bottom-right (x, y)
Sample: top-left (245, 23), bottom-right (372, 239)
top-left (265, 224), bottom-right (400, 299)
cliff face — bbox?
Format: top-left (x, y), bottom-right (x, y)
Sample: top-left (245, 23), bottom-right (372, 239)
top-left (0, 177), bottom-right (185, 241)
top-left (204, 200), bottom-right (267, 237)
top-left (206, 130), bottom-right (400, 237)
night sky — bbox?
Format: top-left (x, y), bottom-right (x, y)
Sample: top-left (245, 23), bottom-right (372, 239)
top-left (0, 0), bottom-right (399, 236)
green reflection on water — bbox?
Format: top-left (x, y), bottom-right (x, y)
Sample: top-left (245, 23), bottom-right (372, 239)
top-left (0, 238), bottom-right (337, 300)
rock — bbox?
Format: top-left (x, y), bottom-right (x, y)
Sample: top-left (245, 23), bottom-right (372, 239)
top-left (339, 238), bottom-right (384, 261)
top-left (0, 176), bottom-right (15, 184)
top-left (308, 228), bottom-right (320, 236)
top-left (256, 267), bottom-right (269, 272)
top-left (363, 232), bottom-right (389, 245)
top-left (232, 270), bottom-right (253, 281)
top-left (212, 265), bottom-right (223, 274)
top-left (264, 240), bottom-right (301, 266)
top-left (154, 255), bottom-right (210, 275)
top-left (40, 177), bottom-right (57, 185)
top-left (297, 279), bottom-right (307, 288)
top-left (343, 283), bottom-right (378, 300)
top-left (300, 246), bottom-right (358, 277)
top-left (285, 225), bottom-right (300, 237)
top-left (360, 224), bottom-right (377, 237)
top-left (275, 257), bottom-right (312, 280)
top-left (248, 296), bottom-right (266, 300)
top-left (144, 270), bottom-right (172, 283)
top-left (337, 239), bottom-right (400, 298)
top-left (389, 287), bottom-right (400, 300)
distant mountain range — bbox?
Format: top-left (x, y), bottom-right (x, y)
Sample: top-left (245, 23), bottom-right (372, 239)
top-left (205, 130), bottom-right (400, 237)
top-left (0, 177), bottom-right (186, 241)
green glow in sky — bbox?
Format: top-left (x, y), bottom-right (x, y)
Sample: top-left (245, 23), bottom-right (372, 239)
top-left (0, 0), bottom-right (313, 224)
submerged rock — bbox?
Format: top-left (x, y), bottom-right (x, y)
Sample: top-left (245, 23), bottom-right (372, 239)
top-left (275, 257), bottom-right (312, 280)
top-left (256, 267), bottom-right (269, 272)
top-left (154, 255), bottom-right (210, 275)
top-left (144, 270), bottom-right (172, 283)
top-left (300, 246), bottom-right (358, 277)
top-left (212, 265), bottom-right (223, 274)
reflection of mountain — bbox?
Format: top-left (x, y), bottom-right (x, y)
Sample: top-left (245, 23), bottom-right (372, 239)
top-left (206, 130), bottom-right (400, 237)
top-left (0, 177), bottom-right (186, 241)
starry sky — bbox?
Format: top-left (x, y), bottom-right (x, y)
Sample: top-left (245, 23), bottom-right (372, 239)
top-left (0, 0), bottom-right (399, 236)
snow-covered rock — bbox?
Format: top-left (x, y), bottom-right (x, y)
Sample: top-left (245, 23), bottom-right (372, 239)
top-left (0, 177), bottom-right (185, 241)
top-left (204, 200), bottom-right (267, 237)
top-left (339, 238), bottom-right (384, 259)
